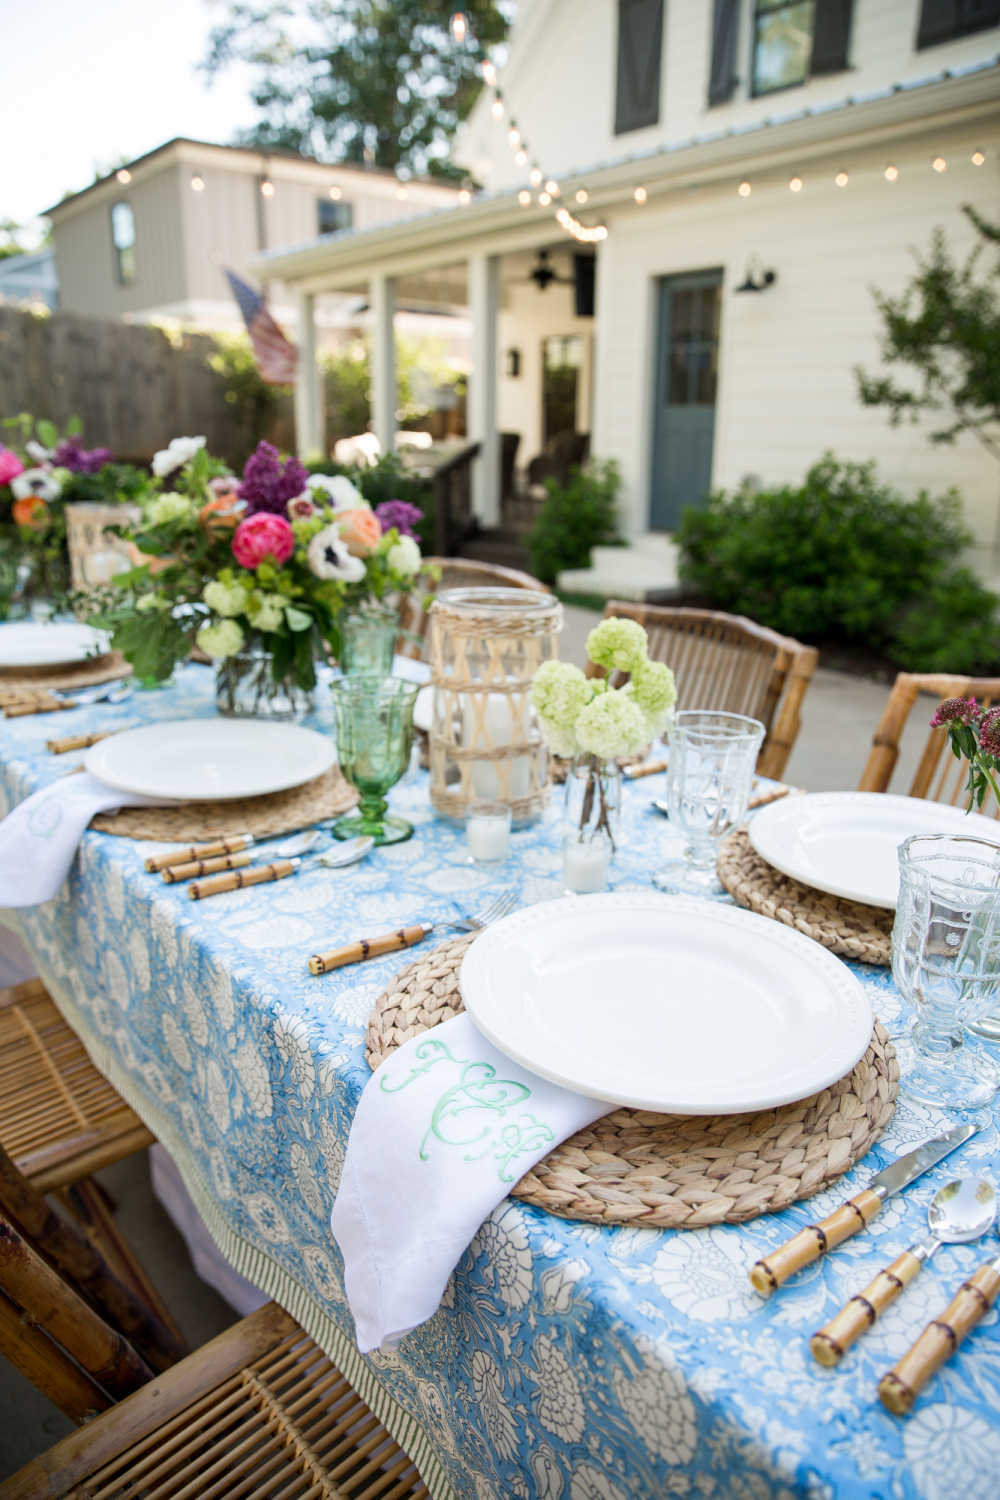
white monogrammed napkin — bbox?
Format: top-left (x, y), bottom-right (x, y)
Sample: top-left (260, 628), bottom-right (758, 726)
top-left (0, 772), bottom-right (172, 907)
top-left (330, 1012), bottom-right (608, 1352)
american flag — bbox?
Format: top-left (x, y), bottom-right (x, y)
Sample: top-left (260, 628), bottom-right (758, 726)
top-left (224, 268), bottom-right (298, 385)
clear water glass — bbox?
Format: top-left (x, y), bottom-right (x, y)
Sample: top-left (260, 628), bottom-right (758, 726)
top-left (329, 676), bottom-right (418, 845)
top-left (340, 604), bottom-right (399, 676)
top-left (891, 833), bottom-right (1000, 1110)
top-left (653, 710), bottom-right (765, 896)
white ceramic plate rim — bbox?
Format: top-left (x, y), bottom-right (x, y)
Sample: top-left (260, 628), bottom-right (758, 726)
top-left (0, 621), bottom-right (110, 667)
top-left (459, 892), bottom-right (871, 1113)
top-left (749, 791), bottom-right (1000, 909)
top-left (83, 719), bottom-right (336, 801)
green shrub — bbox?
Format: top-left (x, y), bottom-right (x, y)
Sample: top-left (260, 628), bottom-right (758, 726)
top-left (676, 454), bottom-right (1000, 673)
top-left (528, 459), bottom-right (622, 585)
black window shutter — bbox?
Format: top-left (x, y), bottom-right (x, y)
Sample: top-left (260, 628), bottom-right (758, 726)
top-left (918, 0), bottom-right (1000, 49)
top-left (615, 0), bottom-right (664, 135)
top-left (708, 0), bottom-right (740, 105)
top-left (810, 0), bottom-right (854, 75)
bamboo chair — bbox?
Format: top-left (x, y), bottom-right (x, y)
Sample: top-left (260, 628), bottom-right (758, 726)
top-left (1, 1295), bottom-right (429, 1500)
top-left (858, 672), bottom-right (1000, 816)
top-left (586, 603), bottom-right (818, 781)
top-left (396, 555), bottom-right (550, 660)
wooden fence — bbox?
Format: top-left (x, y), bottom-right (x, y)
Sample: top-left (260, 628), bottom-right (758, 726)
top-left (0, 306), bottom-right (291, 468)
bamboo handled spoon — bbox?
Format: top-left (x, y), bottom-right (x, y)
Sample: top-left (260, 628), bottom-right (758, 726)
top-left (810, 1177), bottom-right (996, 1366)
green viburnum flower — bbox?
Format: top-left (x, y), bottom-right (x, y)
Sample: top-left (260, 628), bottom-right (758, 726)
top-left (135, 592), bottom-right (168, 614)
top-left (249, 591), bottom-right (286, 634)
top-left (530, 660), bottom-right (594, 756)
top-left (575, 690), bottom-right (648, 759)
top-left (203, 579), bottom-right (248, 619)
top-left (196, 619), bottom-right (245, 659)
top-left (627, 659), bottom-right (677, 740)
top-left (586, 617), bottom-right (649, 675)
top-left (146, 491), bottom-right (194, 527)
top-left (386, 534), bottom-right (421, 578)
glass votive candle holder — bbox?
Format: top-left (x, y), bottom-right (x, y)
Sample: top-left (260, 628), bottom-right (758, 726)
top-left (563, 833), bottom-right (612, 895)
top-left (466, 800), bottom-right (512, 867)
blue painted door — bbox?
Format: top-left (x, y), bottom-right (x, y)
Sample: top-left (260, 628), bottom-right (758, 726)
top-left (650, 271), bottom-right (723, 531)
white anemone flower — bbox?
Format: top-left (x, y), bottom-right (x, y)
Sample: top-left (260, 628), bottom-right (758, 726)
top-left (151, 435), bottom-right (206, 478)
top-left (307, 473), bottom-right (367, 512)
top-left (25, 440), bottom-right (53, 463)
top-left (307, 524), bottom-right (366, 582)
top-left (11, 467), bottom-right (62, 501)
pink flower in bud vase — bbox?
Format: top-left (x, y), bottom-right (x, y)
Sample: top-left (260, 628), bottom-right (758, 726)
top-left (931, 696), bottom-right (980, 728)
top-left (0, 446), bottom-right (24, 486)
top-left (232, 512), bottom-right (294, 569)
top-left (287, 494), bottom-right (318, 521)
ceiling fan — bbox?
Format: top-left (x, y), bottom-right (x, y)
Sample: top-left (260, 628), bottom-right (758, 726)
top-left (509, 250), bottom-right (577, 292)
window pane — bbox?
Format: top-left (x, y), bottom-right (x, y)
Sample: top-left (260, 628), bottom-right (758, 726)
top-left (318, 199), bottom-right (353, 235)
top-left (110, 202), bottom-right (136, 285)
top-left (752, 0), bottom-right (815, 95)
top-left (667, 287), bottom-right (720, 406)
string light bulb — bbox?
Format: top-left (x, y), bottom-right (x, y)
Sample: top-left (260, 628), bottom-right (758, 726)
top-left (191, 175), bottom-right (205, 193)
top-left (396, 186), bottom-right (408, 200)
top-left (261, 179), bottom-right (275, 197)
top-left (518, 190), bottom-right (531, 206)
top-left (545, 180), bottom-right (559, 196)
top-left (458, 188), bottom-right (471, 204)
top-left (634, 186), bottom-right (646, 203)
top-left (738, 181), bottom-right (751, 197)
top-left (972, 150), bottom-right (985, 166)
top-left (789, 176), bottom-right (802, 193)
top-left (491, 97), bottom-right (504, 120)
top-left (539, 192), bottom-right (551, 206)
top-left (116, 168), bottom-right (132, 184)
top-left (515, 149), bottom-right (527, 166)
top-left (575, 189), bottom-right (588, 204)
top-left (449, 10), bottom-right (467, 43)
top-left (508, 126), bottom-right (520, 147)
top-left (884, 165), bottom-right (898, 181)
top-left (556, 206), bottom-right (607, 244)
top-left (835, 170), bottom-right (849, 187)
top-left (933, 157), bottom-right (946, 172)
top-left (481, 60), bottom-right (497, 86)
top-left (329, 185), bottom-right (342, 199)
top-left (529, 167), bottom-right (543, 186)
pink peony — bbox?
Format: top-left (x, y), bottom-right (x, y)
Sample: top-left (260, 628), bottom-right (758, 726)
top-left (232, 512), bottom-right (294, 569)
top-left (0, 446), bottom-right (24, 487)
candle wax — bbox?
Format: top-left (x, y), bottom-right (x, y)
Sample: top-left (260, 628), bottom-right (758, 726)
top-left (467, 816), bottom-right (510, 864)
top-left (563, 838), bottom-right (611, 894)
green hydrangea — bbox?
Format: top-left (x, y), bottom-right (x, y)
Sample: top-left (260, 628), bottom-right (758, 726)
top-left (249, 591), bottom-right (286, 634)
top-left (203, 580), bottom-right (248, 619)
top-left (196, 619), bottom-right (245, 659)
top-left (135, 593), bottom-right (167, 614)
top-left (530, 660), bottom-right (594, 756)
top-left (586, 617), bottom-right (649, 675)
top-left (575, 690), bottom-right (648, 758)
top-left (146, 490), bottom-right (194, 527)
top-left (627, 659), bottom-right (677, 740)
top-left (386, 535), bottom-right (421, 578)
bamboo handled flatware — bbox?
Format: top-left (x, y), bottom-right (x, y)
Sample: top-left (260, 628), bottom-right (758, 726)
top-left (186, 833), bottom-right (374, 900)
top-left (308, 888), bottom-right (517, 975)
top-left (748, 1124), bottom-right (979, 1294)
top-left (879, 1243), bottom-right (1000, 1414)
top-left (146, 834), bottom-right (256, 873)
top-left (810, 1177), bottom-right (996, 1365)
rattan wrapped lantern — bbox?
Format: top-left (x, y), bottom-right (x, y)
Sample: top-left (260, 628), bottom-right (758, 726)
top-left (428, 587), bottom-right (562, 825)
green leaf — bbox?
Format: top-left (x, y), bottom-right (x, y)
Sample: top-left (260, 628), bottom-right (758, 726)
top-left (294, 628), bottom-right (316, 691)
top-left (36, 419), bottom-right (58, 450)
top-left (284, 605), bottom-right (312, 633)
top-left (65, 414), bottom-right (83, 437)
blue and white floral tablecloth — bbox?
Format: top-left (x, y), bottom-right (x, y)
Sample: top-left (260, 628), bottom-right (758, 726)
top-left (2, 662), bottom-right (999, 1500)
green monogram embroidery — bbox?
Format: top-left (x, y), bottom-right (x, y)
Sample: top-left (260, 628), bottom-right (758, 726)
top-left (380, 1036), bottom-right (556, 1182)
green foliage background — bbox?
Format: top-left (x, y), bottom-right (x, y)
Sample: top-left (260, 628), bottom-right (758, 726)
top-left (528, 460), bottom-right (623, 585)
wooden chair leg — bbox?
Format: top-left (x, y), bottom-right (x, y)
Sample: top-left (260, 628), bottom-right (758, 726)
top-left (757, 645), bottom-right (818, 781)
top-left (0, 1287), bottom-right (110, 1425)
top-left (857, 673), bottom-right (924, 793)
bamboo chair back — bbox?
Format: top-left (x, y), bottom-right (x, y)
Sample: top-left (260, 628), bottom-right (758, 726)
top-left (858, 672), bottom-right (1000, 816)
top-left (3, 1302), bottom-right (430, 1500)
top-left (397, 555), bottom-right (550, 660)
top-left (588, 603), bottom-right (818, 780)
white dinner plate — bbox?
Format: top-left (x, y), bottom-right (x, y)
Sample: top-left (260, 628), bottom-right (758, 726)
top-left (0, 622), bottom-right (110, 668)
top-left (749, 791), bottom-right (1000, 909)
top-left (84, 719), bottom-right (335, 801)
top-left (459, 893), bottom-right (871, 1113)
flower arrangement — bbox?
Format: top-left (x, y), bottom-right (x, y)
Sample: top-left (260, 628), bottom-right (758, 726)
top-left (91, 438), bottom-right (426, 695)
top-left (532, 618), bottom-right (676, 850)
top-left (931, 697), bottom-right (1000, 809)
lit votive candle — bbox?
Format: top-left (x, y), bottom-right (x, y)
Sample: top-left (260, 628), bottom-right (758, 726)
top-left (563, 834), bottom-right (611, 895)
top-left (466, 800), bottom-right (512, 867)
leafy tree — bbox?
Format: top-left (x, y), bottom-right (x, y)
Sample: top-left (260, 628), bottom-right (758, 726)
top-left (856, 207), bottom-right (1000, 463)
top-left (203, 1), bottom-right (510, 181)
top-left (207, 329), bottom-right (293, 459)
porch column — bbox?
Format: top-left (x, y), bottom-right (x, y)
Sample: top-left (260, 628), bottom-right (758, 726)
top-left (294, 290), bottom-right (323, 457)
top-left (467, 252), bottom-right (500, 527)
top-left (370, 273), bottom-right (397, 457)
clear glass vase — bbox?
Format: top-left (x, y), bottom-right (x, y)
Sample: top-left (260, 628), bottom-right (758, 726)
top-left (563, 755), bottom-right (622, 893)
top-left (340, 603), bottom-right (399, 676)
top-left (215, 640), bottom-right (315, 720)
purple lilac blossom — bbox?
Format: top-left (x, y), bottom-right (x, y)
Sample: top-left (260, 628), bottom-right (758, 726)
top-left (53, 437), bottom-right (114, 473)
top-left (238, 441), bottom-right (309, 516)
top-left (373, 499), bottom-right (423, 538)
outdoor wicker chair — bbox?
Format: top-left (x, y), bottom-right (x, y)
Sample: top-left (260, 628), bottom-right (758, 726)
top-left (396, 555), bottom-right (550, 660)
top-left (586, 602), bottom-right (818, 780)
top-left (858, 671), bottom-right (1000, 816)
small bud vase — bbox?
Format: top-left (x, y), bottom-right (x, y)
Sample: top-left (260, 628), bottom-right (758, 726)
top-left (563, 754), bottom-right (622, 855)
top-left (215, 638), bottom-right (315, 719)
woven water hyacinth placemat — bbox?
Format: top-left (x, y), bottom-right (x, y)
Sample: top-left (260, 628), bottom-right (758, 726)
top-left (718, 829), bottom-right (893, 967)
top-left (366, 932), bottom-right (899, 1228)
top-left (91, 767), bottom-right (358, 843)
top-left (0, 651), bottom-right (132, 694)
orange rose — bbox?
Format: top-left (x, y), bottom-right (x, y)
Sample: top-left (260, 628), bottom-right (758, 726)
top-left (199, 492), bottom-right (245, 538)
top-left (338, 506), bottom-right (382, 557)
top-left (12, 497), bottom-right (50, 531)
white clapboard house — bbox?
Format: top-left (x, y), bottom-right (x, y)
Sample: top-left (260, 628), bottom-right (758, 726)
top-left (260, 0), bottom-right (1000, 595)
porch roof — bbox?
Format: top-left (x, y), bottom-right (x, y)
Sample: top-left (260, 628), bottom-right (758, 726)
top-left (256, 60), bottom-right (999, 293)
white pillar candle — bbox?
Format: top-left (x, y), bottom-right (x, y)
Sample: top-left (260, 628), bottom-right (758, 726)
top-left (563, 837), bottom-right (611, 895)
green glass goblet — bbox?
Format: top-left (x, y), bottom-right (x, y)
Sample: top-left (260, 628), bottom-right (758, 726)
top-left (330, 676), bottom-right (419, 846)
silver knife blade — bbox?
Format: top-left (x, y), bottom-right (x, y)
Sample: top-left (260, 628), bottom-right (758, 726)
top-left (869, 1123), bottom-right (979, 1201)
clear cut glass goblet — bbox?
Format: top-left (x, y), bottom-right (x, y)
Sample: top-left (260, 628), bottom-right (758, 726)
top-left (330, 675), bottom-right (419, 845)
top-left (653, 710), bottom-right (765, 897)
top-left (891, 833), bottom-right (1000, 1110)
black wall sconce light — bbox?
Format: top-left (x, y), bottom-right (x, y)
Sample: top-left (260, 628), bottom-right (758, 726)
top-left (735, 255), bottom-right (777, 293)
top-left (504, 348), bottom-right (521, 377)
